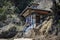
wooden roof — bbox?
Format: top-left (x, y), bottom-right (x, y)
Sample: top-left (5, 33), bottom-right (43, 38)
top-left (31, 3), bottom-right (39, 5)
top-left (20, 7), bottom-right (51, 17)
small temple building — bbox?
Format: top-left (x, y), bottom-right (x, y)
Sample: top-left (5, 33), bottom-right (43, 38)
top-left (20, 3), bottom-right (51, 31)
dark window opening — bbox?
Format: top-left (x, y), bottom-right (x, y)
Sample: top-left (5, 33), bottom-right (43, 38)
top-left (36, 15), bottom-right (40, 26)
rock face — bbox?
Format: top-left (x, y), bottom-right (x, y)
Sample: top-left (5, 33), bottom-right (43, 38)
top-left (34, 0), bottom-right (53, 10)
top-left (0, 13), bottom-right (26, 38)
top-left (0, 26), bottom-right (17, 38)
top-left (0, 22), bottom-right (6, 28)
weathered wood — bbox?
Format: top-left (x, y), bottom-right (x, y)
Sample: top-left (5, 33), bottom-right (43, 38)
top-left (39, 18), bottom-right (52, 34)
top-left (45, 19), bottom-right (53, 33)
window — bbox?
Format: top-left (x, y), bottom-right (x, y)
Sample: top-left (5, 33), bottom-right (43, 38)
top-left (26, 15), bottom-right (31, 25)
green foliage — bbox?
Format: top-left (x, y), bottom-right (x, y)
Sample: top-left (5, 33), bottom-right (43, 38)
top-left (0, 8), bottom-right (3, 13)
top-left (0, 0), bottom-right (33, 21)
top-left (0, 7), bottom-right (7, 21)
top-left (11, 0), bottom-right (33, 13)
top-left (0, 0), bottom-right (16, 21)
top-left (0, 14), bottom-right (6, 21)
top-left (58, 20), bottom-right (60, 23)
top-left (56, 1), bottom-right (60, 9)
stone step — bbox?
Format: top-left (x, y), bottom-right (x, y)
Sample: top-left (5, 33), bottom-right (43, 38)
top-left (14, 38), bottom-right (32, 40)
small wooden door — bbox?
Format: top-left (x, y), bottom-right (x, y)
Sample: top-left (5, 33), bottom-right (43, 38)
top-left (36, 14), bottom-right (40, 26)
